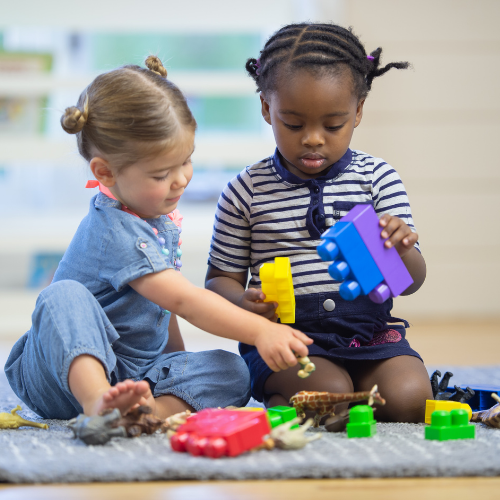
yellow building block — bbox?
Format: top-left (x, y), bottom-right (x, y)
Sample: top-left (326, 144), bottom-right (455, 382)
top-left (259, 257), bottom-right (295, 324)
top-left (425, 399), bottom-right (472, 424)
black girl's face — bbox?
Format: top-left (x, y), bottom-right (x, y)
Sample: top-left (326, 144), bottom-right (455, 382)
top-left (261, 68), bottom-right (364, 180)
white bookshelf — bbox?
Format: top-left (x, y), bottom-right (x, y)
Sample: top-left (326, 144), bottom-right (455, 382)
top-left (0, 72), bottom-right (256, 97)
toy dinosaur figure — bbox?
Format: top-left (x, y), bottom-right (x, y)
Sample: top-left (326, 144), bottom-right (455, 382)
top-left (104, 405), bottom-right (164, 437)
top-left (471, 393), bottom-right (500, 428)
top-left (269, 417), bottom-right (321, 449)
top-left (0, 406), bottom-right (49, 430)
top-left (69, 408), bottom-right (127, 445)
top-left (290, 385), bottom-right (386, 427)
top-left (430, 370), bottom-right (475, 403)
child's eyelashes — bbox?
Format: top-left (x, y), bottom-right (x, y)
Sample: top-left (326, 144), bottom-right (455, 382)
top-left (282, 123), bottom-right (345, 132)
top-left (326, 124), bottom-right (344, 131)
top-left (283, 123), bottom-right (302, 130)
top-left (153, 173), bottom-right (169, 182)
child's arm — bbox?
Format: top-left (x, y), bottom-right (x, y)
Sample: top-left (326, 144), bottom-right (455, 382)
top-left (130, 269), bottom-right (311, 372)
top-left (205, 266), bottom-right (278, 320)
top-left (379, 214), bottom-right (426, 295)
top-left (163, 314), bottom-right (185, 353)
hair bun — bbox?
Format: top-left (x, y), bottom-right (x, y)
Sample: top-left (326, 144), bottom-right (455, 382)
top-left (60, 103), bottom-right (88, 134)
top-left (145, 55), bottom-right (168, 78)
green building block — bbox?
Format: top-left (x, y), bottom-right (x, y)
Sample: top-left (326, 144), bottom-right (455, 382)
top-left (346, 405), bottom-right (377, 438)
top-left (267, 406), bottom-right (299, 429)
top-left (425, 409), bottom-right (475, 441)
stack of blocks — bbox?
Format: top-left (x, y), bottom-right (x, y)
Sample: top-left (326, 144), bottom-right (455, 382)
top-left (346, 405), bottom-right (377, 438)
top-left (317, 204), bottom-right (413, 302)
top-left (425, 409), bottom-right (475, 441)
top-left (425, 399), bottom-right (472, 424)
top-left (259, 256), bottom-right (295, 323)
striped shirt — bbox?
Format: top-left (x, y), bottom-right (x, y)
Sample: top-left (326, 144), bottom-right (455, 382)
top-left (208, 148), bottom-right (419, 297)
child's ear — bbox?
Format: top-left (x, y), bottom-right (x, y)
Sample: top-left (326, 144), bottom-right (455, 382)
top-left (354, 99), bottom-right (365, 128)
top-left (90, 157), bottom-right (116, 187)
top-left (260, 93), bottom-right (272, 125)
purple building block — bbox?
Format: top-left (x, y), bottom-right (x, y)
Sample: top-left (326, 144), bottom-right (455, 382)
top-left (342, 205), bottom-right (413, 299)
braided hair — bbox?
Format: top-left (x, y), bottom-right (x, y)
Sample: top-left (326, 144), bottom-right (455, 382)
top-left (246, 23), bottom-right (410, 99)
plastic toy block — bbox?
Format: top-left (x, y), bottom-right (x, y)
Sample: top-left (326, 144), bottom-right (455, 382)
top-left (259, 257), bottom-right (295, 323)
top-left (346, 405), bottom-right (377, 438)
top-left (317, 221), bottom-right (383, 301)
top-left (342, 204), bottom-right (413, 298)
top-left (425, 399), bottom-right (472, 424)
top-left (425, 409), bottom-right (475, 441)
top-left (447, 385), bottom-right (500, 412)
top-left (170, 408), bottom-right (271, 458)
top-left (267, 406), bottom-right (299, 429)
top-left (232, 407), bottom-right (266, 412)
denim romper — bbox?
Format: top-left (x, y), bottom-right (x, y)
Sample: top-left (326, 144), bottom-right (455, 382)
top-left (5, 192), bottom-right (250, 419)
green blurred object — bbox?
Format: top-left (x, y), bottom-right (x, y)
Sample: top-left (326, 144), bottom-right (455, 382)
top-left (267, 406), bottom-right (299, 429)
top-left (346, 405), bottom-right (377, 438)
top-left (89, 33), bottom-right (262, 71)
top-left (425, 409), bottom-right (475, 441)
top-left (189, 96), bottom-right (261, 132)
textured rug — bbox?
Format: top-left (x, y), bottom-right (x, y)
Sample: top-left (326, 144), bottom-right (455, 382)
top-left (1, 365), bottom-right (500, 483)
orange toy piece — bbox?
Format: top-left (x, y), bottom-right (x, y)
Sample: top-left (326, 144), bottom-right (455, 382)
top-left (290, 385), bottom-right (386, 427)
top-left (259, 257), bottom-right (295, 323)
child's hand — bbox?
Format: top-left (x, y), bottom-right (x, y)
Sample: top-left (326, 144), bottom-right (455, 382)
top-left (237, 288), bottom-right (278, 321)
top-left (379, 214), bottom-right (418, 258)
top-left (254, 324), bottom-right (312, 372)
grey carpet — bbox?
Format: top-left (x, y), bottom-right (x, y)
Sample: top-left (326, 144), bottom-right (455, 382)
top-left (1, 365), bottom-right (500, 483)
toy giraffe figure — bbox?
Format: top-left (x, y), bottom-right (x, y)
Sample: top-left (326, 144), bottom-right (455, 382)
top-left (290, 385), bottom-right (386, 427)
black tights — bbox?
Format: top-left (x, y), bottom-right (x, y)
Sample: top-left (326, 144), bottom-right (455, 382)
top-left (263, 355), bottom-right (432, 423)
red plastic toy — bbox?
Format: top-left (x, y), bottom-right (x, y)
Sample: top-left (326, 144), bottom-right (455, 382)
top-left (170, 408), bottom-right (271, 458)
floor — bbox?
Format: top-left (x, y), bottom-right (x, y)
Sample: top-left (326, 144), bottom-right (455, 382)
top-left (0, 319), bottom-right (499, 498)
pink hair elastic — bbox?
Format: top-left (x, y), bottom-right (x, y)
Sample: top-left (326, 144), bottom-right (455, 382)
top-left (367, 55), bottom-right (375, 60)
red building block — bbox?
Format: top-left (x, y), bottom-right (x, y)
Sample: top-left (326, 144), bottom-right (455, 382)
top-left (170, 408), bottom-right (271, 458)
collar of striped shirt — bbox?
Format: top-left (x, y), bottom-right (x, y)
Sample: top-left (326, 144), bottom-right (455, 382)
top-left (272, 148), bottom-right (353, 184)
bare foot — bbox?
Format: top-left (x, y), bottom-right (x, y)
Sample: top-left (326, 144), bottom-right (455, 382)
top-left (89, 380), bottom-right (152, 416)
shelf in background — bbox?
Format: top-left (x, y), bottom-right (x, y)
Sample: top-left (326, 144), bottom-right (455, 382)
top-left (0, 135), bottom-right (276, 165)
top-left (0, 72), bottom-right (256, 97)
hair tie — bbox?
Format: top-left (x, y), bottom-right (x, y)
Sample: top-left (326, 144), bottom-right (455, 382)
top-left (255, 58), bottom-right (261, 76)
top-left (367, 55), bottom-right (375, 61)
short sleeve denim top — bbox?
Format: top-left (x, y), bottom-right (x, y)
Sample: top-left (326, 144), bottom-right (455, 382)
top-left (52, 192), bottom-right (179, 362)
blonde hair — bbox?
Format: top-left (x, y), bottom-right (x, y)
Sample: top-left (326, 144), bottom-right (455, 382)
top-left (61, 55), bottom-right (196, 169)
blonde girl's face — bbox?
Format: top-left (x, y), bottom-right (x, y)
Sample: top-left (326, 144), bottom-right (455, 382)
top-left (110, 130), bottom-right (195, 219)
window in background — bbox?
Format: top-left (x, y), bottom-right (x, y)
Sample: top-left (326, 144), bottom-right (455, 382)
top-left (0, 28), bottom-right (267, 289)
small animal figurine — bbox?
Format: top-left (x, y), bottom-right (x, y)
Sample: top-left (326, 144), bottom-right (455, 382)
top-left (296, 354), bottom-right (316, 379)
top-left (269, 417), bottom-right (321, 450)
top-left (106, 405), bottom-right (164, 437)
top-left (290, 385), bottom-right (386, 428)
top-left (471, 393), bottom-right (500, 428)
top-left (68, 408), bottom-right (127, 445)
top-left (162, 410), bottom-right (192, 437)
top-left (430, 370), bottom-right (475, 403)
top-left (0, 405), bottom-right (49, 429)
top-left (0, 406), bottom-right (49, 430)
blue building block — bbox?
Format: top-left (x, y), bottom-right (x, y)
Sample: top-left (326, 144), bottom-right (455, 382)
top-left (318, 221), bottom-right (383, 301)
top-left (447, 385), bottom-right (500, 412)
top-left (318, 204), bottom-right (413, 303)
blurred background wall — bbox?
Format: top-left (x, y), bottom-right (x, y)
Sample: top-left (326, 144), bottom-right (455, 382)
top-left (0, 0), bottom-right (498, 353)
